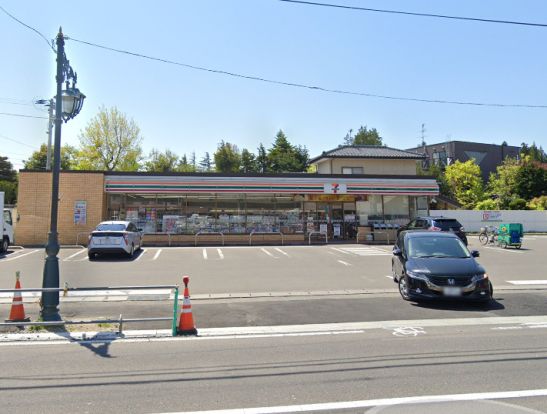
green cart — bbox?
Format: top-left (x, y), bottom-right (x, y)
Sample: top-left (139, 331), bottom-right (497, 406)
top-left (497, 223), bottom-right (523, 249)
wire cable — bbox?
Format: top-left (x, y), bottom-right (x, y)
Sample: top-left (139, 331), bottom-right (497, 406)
top-left (278, 0), bottom-right (547, 28)
top-left (0, 4), bottom-right (55, 52)
top-left (0, 133), bottom-right (43, 150)
top-left (66, 36), bottom-right (547, 109)
top-left (0, 112), bottom-right (48, 120)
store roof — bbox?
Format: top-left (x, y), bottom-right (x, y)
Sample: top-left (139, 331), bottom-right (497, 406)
top-left (309, 145), bottom-right (426, 163)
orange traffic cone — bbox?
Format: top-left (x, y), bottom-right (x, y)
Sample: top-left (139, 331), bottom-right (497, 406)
top-left (177, 276), bottom-right (197, 336)
top-left (6, 271), bottom-right (30, 323)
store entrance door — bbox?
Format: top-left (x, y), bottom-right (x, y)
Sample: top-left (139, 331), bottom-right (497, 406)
top-left (328, 202), bottom-right (357, 241)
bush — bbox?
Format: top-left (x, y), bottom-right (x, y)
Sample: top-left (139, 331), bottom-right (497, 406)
top-left (508, 198), bottom-right (528, 210)
top-left (528, 195), bottom-right (547, 210)
top-left (474, 199), bottom-right (498, 210)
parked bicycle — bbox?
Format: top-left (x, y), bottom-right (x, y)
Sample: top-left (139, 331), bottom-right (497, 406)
top-left (479, 226), bottom-right (498, 245)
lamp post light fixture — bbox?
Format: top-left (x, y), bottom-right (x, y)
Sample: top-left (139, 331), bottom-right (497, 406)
top-left (41, 27), bottom-right (85, 321)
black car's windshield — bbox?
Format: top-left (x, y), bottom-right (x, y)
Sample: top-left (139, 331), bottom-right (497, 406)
top-left (407, 236), bottom-right (470, 258)
top-left (96, 223), bottom-right (127, 231)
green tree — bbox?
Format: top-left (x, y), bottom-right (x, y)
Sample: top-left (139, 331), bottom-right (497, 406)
top-left (486, 157), bottom-right (520, 209)
top-left (514, 156), bottom-right (547, 200)
top-left (214, 141), bottom-right (241, 173)
top-left (0, 156), bottom-right (16, 181)
top-left (23, 144), bottom-right (76, 170)
top-left (0, 180), bottom-right (17, 204)
top-left (417, 162), bottom-right (451, 197)
top-left (256, 144), bottom-right (269, 173)
top-left (528, 196), bottom-right (547, 210)
top-left (267, 130), bottom-right (308, 172)
top-left (144, 149), bottom-right (179, 172)
top-left (177, 154), bottom-right (195, 172)
top-left (521, 142), bottom-right (547, 163)
top-left (444, 160), bottom-right (484, 209)
top-left (474, 199), bottom-right (498, 210)
top-left (75, 106), bottom-right (143, 171)
top-left (344, 126), bottom-right (383, 146)
top-left (199, 152), bottom-right (213, 172)
top-left (240, 149), bottom-right (258, 173)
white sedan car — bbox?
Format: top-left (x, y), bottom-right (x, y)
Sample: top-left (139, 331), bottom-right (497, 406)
top-left (88, 221), bottom-right (143, 259)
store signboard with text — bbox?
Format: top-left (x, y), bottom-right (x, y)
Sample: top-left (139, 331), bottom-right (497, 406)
top-left (323, 183), bottom-right (347, 194)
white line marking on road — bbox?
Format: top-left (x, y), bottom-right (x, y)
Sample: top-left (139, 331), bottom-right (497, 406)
top-left (391, 326), bottom-right (426, 337)
top-left (202, 249), bottom-right (208, 260)
top-left (274, 248), bottom-right (289, 257)
top-left (0, 249), bottom-right (39, 262)
top-left (63, 249), bottom-right (86, 261)
top-left (217, 248), bottom-right (224, 259)
top-left (261, 248), bottom-right (278, 259)
top-left (153, 249), bottom-right (162, 261)
top-left (385, 275), bottom-right (394, 279)
top-left (148, 389), bottom-right (547, 414)
top-left (330, 247), bottom-right (351, 255)
top-left (337, 260), bottom-right (351, 266)
top-left (507, 280), bottom-right (547, 285)
top-left (483, 246), bottom-right (522, 253)
top-left (134, 248), bottom-right (147, 261)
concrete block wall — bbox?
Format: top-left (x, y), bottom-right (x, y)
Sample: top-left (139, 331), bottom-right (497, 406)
top-left (430, 210), bottom-right (547, 232)
top-left (16, 172), bottom-right (105, 246)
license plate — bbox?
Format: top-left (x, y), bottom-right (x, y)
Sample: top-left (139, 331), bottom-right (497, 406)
top-left (443, 287), bottom-right (462, 296)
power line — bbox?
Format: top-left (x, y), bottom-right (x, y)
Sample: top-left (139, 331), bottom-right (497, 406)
top-left (0, 112), bottom-right (48, 120)
top-left (0, 133), bottom-right (42, 150)
top-left (66, 36), bottom-right (547, 109)
top-left (278, 0), bottom-right (547, 28)
top-left (0, 5), bottom-right (55, 52)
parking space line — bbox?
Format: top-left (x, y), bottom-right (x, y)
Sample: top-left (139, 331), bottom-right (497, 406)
top-left (202, 249), bottom-right (208, 260)
top-left (0, 249), bottom-right (39, 262)
top-left (274, 248), bottom-right (289, 257)
top-left (217, 248), bottom-right (224, 259)
top-left (153, 249), bottom-right (162, 261)
top-left (134, 248), bottom-right (147, 261)
top-left (385, 275), bottom-right (394, 279)
top-left (63, 249), bottom-right (86, 261)
top-left (483, 246), bottom-right (522, 253)
top-left (337, 260), bottom-right (351, 266)
top-left (261, 248), bottom-right (278, 259)
top-left (507, 280), bottom-right (547, 285)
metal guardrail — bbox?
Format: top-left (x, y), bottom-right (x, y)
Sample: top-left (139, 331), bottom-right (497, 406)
top-left (195, 231), bottom-right (225, 246)
top-left (0, 284), bottom-right (180, 336)
top-left (249, 231), bottom-right (284, 246)
top-left (308, 231), bottom-right (328, 245)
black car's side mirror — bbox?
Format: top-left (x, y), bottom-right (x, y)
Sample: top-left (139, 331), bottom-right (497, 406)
top-left (471, 250), bottom-right (480, 258)
top-left (393, 247), bottom-right (403, 256)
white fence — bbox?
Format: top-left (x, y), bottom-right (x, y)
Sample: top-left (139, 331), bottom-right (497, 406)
top-left (430, 210), bottom-right (547, 232)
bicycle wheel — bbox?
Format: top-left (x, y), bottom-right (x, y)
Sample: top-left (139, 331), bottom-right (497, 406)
top-left (479, 233), bottom-right (488, 245)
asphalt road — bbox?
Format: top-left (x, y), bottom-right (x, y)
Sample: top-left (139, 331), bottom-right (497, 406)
top-left (1, 236), bottom-right (546, 294)
top-left (1, 320), bottom-right (546, 413)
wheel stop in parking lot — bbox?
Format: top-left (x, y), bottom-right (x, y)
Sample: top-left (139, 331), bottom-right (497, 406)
top-left (177, 276), bottom-right (198, 336)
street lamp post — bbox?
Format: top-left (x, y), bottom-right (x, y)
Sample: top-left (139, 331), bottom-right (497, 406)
top-left (41, 27), bottom-right (85, 321)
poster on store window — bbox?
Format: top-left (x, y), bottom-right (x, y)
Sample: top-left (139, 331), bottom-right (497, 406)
top-left (319, 223), bottom-right (328, 234)
top-left (333, 224), bottom-right (341, 238)
top-left (73, 201), bottom-right (86, 225)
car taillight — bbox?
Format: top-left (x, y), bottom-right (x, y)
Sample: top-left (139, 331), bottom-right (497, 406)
top-left (429, 226), bottom-right (441, 231)
top-left (123, 234), bottom-right (129, 244)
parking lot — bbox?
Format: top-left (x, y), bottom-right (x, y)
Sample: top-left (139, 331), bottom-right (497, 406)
top-left (1, 235), bottom-right (546, 295)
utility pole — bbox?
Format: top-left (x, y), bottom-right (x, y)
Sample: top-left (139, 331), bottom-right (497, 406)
top-left (420, 123), bottom-right (426, 147)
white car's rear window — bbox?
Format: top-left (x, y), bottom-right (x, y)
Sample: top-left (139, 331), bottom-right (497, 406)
top-left (96, 223), bottom-right (127, 231)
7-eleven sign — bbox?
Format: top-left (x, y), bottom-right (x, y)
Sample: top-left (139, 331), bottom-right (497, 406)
top-left (324, 183), bottom-right (347, 194)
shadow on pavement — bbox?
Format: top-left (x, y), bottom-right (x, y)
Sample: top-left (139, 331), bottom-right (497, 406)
top-left (411, 298), bottom-right (505, 312)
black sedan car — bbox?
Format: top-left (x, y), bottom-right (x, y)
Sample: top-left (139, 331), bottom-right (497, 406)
top-left (397, 216), bottom-right (468, 245)
top-left (392, 231), bottom-right (492, 303)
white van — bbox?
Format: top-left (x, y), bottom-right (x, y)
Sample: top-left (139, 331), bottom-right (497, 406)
top-left (1, 192), bottom-right (15, 253)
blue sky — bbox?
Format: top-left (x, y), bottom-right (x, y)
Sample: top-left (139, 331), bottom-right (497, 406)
top-left (1, 0), bottom-right (546, 170)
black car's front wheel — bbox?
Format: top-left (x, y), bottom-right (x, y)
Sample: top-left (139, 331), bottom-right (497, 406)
top-left (399, 276), bottom-right (411, 301)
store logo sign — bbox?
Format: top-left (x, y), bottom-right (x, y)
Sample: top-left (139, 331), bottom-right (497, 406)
top-left (324, 183), bottom-right (347, 194)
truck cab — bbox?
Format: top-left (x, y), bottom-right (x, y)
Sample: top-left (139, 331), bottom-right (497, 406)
top-left (1, 192), bottom-right (14, 253)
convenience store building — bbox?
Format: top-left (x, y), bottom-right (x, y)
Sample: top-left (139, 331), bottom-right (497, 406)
top-left (15, 145), bottom-right (438, 245)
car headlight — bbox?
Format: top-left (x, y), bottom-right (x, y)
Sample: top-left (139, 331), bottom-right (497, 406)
top-left (406, 271), bottom-right (429, 282)
top-left (471, 273), bottom-right (488, 283)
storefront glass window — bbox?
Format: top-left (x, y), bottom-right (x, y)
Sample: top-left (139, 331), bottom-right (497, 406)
top-left (356, 195), bottom-right (383, 225)
top-left (245, 195), bottom-right (278, 233)
top-left (215, 194), bottom-right (246, 234)
top-left (383, 195), bottom-right (410, 225)
top-left (276, 196), bottom-right (303, 234)
top-left (186, 194), bottom-right (217, 233)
